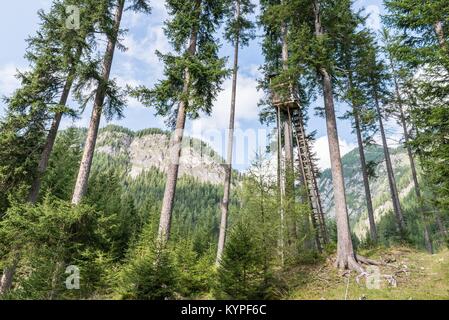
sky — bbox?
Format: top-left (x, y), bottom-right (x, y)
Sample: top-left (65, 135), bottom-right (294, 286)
top-left (0, 0), bottom-right (401, 171)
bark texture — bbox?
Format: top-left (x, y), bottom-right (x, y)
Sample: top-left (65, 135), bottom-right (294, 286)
top-left (434, 21), bottom-right (446, 49)
top-left (216, 0), bottom-right (240, 265)
top-left (71, 0), bottom-right (124, 205)
top-left (28, 48), bottom-right (81, 204)
top-left (0, 257), bottom-right (18, 295)
top-left (322, 69), bottom-right (360, 271)
top-left (353, 106), bottom-right (377, 241)
top-left (313, 0), bottom-right (359, 271)
top-left (158, 0), bottom-right (201, 243)
top-left (276, 106), bottom-right (285, 265)
top-left (374, 94), bottom-right (406, 234)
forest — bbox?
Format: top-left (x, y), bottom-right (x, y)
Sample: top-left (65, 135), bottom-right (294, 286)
top-left (0, 0), bottom-right (448, 300)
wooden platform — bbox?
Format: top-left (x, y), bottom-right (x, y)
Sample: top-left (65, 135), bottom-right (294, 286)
top-left (270, 81), bottom-right (301, 110)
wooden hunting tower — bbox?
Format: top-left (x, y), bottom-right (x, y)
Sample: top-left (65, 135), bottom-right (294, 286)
top-left (269, 73), bottom-right (328, 250)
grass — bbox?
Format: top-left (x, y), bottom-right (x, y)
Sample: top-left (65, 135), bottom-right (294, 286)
top-left (286, 246), bottom-right (449, 300)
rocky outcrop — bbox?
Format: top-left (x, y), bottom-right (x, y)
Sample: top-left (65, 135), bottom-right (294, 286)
top-left (95, 126), bottom-right (226, 185)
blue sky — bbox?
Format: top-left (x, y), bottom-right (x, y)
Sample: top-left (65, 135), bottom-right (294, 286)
top-left (0, 0), bottom-right (397, 171)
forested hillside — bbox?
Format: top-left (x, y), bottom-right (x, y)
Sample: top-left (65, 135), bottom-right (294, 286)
top-left (320, 145), bottom-right (448, 250)
top-left (1, 0), bottom-right (448, 301)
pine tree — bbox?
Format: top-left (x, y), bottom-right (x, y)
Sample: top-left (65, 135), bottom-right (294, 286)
top-left (384, 0), bottom-right (449, 70)
top-left (357, 38), bottom-right (406, 236)
top-left (335, 13), bottom-right (378, 242)
top-left (216, 220), bottom-right (264, 299)
top-left (28, 0), bottom-right (114, 204)
top-left (0, 3), bottom-right (63, 213)
top-left (384, 0), bottom-right (449, 235)
top-left (131, 0), bottom-right (228, 243)
top-left (311, 0), bottom-right (361, 271)
top-left (381, 28), bottom-right (433, 252)
top-left (216, 0), bottom-right (255, 265)
top-left (216, 154), bottom-right (284, 298)
top-left (0, 197), bottom-right (114, 299)
top-left (71, 0), bottom-right (151, 205)
top-left (118, 234), bottom-right (178, 300)
top-left (0, 0), bottom-right (102, 294)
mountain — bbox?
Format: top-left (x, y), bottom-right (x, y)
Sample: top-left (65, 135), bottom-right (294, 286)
top-left (318, 144), bottom-right (415, 240)
top-left (95, 125), bottom-right (226, 185)
top-left (42, 125), bottom-right (236, 246)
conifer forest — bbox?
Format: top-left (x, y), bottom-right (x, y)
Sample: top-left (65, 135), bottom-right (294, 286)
top-left (0, 0), bottom-right (449, 302)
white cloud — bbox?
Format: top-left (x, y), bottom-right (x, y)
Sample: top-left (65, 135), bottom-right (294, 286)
top-left (365, 5), bottom-right (381, 31)
top-left (312, 136), bottom-right (357, 170)
top-left (121, 24), bottom-right (170, 80)
top-left (0, 64), bottom-right (20, 98)
top-left (191, 73), bottom-right (263, 131)
top-left (188, 73), bottom-right (266, 167)
top-left (242, 64), bottom-right (262, 79)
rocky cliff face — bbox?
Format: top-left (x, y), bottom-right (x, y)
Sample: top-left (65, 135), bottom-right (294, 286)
top-left (95, 126), bottom-right (226, 185)
top-left (318, 145), bottom-right (415, 239)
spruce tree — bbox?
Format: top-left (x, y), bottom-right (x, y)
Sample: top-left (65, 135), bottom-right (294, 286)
top-left (312, 0), bottom-right (361, 271)
top-left (131, 0), bottom-right (228, 243)
top-left (384, 0), bottom-right (449, 231)
top-left (381, 28), bottom-right (433, 252)
top-left (216, 0), bottom-right (255, 265)
top-left (360, 40), bottom-right (407, 236)
top-left (71, 0), bottom-right (151, 205)
top-left (1, 0), bottom-right (107, 294)
top-left (27, 0), bottom-right (114, 204)
top-left (335, 11), bottom-right (378, 242)
top-left (216, 154), bottom-right (280, 299)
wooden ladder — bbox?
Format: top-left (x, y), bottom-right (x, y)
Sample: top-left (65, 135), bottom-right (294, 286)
top-left (291, 108), bottom-right (329, 251)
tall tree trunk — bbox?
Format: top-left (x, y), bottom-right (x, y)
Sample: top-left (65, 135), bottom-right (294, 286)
top-left (434, 209), bottom-right (448, 238)
top-left (434, 21), bottom-right (449, 72)
top-left (374, 93), bottom-right (406, 234)
top-left (322, 69), bottom-right (359, 270)
top-left (284, 109), bottom-right (296, 241)
top-left (280, 21), bottom-right (294, 182)
top-left (347, 71), bottom-right (377, 241)
top-left (216, 0), bottom-right (240, 265)
top-left (28, 46), bottom-right (82, 204)
top-left (71, 0), bottom-right (124, 205)
top-left (353, 106), bottom-right (377, 241)
top-left (434, 21), bottom-right (446, 49)
top-left (389, 58), bottom-right (433, 252)
top-left (158, 0), bottom-right (201, 243)
top-left (280, 15), bottom-right (296, 243)
top-left (0, 254), bottom-right (18, 295)
top-left (313, 0), bottom-right (360, 271)
top-left (276, 106), bottom-right (285, 265)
